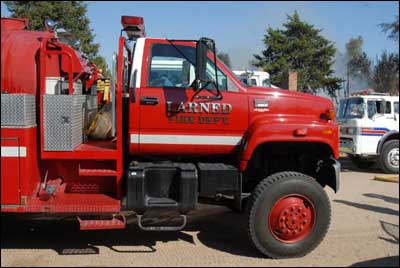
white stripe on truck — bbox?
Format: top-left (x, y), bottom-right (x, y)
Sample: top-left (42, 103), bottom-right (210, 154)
top-left (1, 146), bottom-right (27, 157)
top-left (131, 134), bottom-right (242, 146)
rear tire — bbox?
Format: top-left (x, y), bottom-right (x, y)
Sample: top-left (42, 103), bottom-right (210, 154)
top-left (350, 155), bottom-right (375, 169)
top-left (247, 172), bottom-right (331, 258)
top-left (379, 140), bottom-right (399, 174)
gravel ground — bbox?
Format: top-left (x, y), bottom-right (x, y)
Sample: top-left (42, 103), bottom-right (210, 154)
top-left (1, 158), bottom-right (399, 267)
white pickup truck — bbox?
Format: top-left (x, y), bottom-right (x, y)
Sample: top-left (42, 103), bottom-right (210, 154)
top-left (233, 70), bottom-right (279, 88)
top-left (338, 93), bottom-right (399, 173)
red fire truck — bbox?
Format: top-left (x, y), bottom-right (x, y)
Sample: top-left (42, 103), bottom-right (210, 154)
top-left (1, 16), bottom-right (340, 258)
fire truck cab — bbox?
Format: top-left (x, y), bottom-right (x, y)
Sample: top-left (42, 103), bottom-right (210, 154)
top-left (1, 16), bottom-right (340, 258)
top-left (338, 91), bottom-right (399, 173)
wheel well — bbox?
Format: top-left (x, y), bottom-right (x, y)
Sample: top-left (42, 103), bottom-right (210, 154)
top-left (378, 132), bottom-right (399, 154)
top-left (243, 142), bottom-right (335, 193)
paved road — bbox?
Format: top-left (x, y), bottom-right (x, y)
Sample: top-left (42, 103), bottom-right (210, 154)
top-left (1, 159), bottom-right (399, 267)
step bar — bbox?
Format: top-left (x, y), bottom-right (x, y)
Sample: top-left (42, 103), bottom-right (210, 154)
top-left (137, 214), bottom-right (187, 231)
top-left (77, 214), bottom-right (126, 230)
top-left (78, 167), bottom-right (117, 177)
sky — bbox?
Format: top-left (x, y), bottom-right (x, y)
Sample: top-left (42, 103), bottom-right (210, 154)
top-left (1, 1), bottom-right (398, 71)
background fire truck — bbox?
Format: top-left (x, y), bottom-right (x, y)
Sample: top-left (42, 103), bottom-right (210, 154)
top-left (1, 16), bottom-right (340, 258)
top-left (338, 90), bottom-right (399, 173)
top-left (233, 70), bottom-right (279, 88)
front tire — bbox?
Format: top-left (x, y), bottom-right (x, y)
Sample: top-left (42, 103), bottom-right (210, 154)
top-left (247, 172), bottom-right (331, 258)
top-left (379, 140), bottom-right (399, 174)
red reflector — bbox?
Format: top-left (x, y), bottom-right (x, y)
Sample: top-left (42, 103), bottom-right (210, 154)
top-left (294, 128), bottom-right (308, 137)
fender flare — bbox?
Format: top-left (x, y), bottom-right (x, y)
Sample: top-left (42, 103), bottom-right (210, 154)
top-left (376, 131), bottom-right (399, 154)
top-left (240, 122), bottom-right (339, 162)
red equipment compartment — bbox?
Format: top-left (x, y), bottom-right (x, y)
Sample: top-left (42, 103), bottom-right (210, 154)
top-left (1, 127), bottom-right (41, 207)
top-left (1, 138), bottom-right (20, 205)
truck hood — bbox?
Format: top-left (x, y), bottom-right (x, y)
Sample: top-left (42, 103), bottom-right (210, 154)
top-left (245, 86), bottom-right (331, 104)
top-left (245, 86), bottom-right (335, 124)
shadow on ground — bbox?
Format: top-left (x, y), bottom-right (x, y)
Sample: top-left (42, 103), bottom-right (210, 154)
top-left (380, 221), bottom-right (399, 244)
top-left (349, 255), bottom-right (399, 267)
top-left (1, 206), bottom-right (262, 258)
top-left (339, 157), bottom-right (384, 174)
top-left (363, 193), bottom-right (399, 205)
top-left (335, 193), bottom-right (399, 251)
top-left (333, 200), bottom-right (399, 216)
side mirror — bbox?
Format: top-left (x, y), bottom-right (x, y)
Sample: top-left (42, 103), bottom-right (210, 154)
top-left (195, 39), bottom-right (209, 89)
top-left (44, 18), bottom-right (57, 31)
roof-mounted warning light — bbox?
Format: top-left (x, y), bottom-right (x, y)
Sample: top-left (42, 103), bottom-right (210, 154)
top-left (121, 16), bottom-right (146, 40)
top-left (351, 89), bottom-right (389, 96)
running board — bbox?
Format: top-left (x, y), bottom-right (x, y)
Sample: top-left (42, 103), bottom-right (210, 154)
top-left (77, 214), bottom-right (126, 230)
top-left (137, 214), bottom-right (187, 231)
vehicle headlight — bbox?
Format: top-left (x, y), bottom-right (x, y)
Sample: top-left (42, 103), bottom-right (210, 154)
top-left (347, 127), bottom-right (358, 135)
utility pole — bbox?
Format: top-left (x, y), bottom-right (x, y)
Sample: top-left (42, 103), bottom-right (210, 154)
top-left (346, 62), bottom-right (350, 97)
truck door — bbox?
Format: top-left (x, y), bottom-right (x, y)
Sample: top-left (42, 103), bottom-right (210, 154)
top-left (136, 39), bottom-right (248, 155)
top-left (1, 138), bottom-right (20, 205)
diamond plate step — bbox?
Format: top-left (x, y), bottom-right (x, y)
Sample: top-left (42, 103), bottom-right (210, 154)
top-left (77, 214), bottom-right (126, 230)
top-left (78, 167), bottom-right (117, 177)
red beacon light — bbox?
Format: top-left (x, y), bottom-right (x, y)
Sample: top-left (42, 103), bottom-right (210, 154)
top-left (121, 16), bottom-right (146, 40)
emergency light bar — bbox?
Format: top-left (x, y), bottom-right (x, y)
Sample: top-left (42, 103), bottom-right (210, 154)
top-left (351, 89), bottom-right (389, 96)
top-left (121, 16), bottom-right (146, 40)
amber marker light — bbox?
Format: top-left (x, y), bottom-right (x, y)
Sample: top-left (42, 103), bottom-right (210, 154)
top-left (322, 129), bottom-right (333, 135)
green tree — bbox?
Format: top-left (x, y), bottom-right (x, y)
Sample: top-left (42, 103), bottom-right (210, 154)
top-left (217, 52), bottom-right (232, 68)
top-left (4, 1), bottom-right (110, 75)
top-left (345, 36), bottom-right (363, 60)
top-left (253, 11), bottom-right (342, 98)
top-left (344, 36), bottom-right (373, 91)
top-left (90, 56), bottom-right (111, 78)
top-left (375, 15), bottom-right (399, 95)
top-left (373, 51), bottom-right (399, 94)
top-left (380, 15), bottom-right (399, 41)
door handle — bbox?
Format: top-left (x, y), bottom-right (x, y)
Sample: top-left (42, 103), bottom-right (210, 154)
top-left (141, 96), bottom-right (159, 105)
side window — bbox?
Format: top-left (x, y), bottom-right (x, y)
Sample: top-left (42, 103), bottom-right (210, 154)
top-left (148, 44), bottom-right (196, 88)
top-left (385, 101), bottom-right (391, 114)
top-left (367, 100), bottom-right (385, 118)
top-left (250, 78), bottom-right (257, 86)
top-left (205, 60), bottom-right (227, 91)
top-left (262, 78), bottom-right (271, 87)
top-left (394, 102), bottom-right (399, 114)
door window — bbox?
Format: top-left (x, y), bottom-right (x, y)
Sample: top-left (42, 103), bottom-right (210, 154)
top-left (148, 44), bottom-right (196, 88)
top-left (147, 43), bottom-right (238, 92)
top-left (385, 101), bottom-right (391, 114)
top-left (367, 100), bottom-right (386, 118)
top-left (394, 102), bottom-right (399, 114)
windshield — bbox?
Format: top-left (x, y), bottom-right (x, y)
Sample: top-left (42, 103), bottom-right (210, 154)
top-left (337, 97), bottom-right (365, 119)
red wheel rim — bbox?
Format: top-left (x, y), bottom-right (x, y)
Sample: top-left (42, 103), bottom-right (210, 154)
top-left (268, 194), bottom-right (316, 243)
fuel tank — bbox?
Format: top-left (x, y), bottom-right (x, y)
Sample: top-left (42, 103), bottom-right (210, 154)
top-left (1, 17), bottom-right (91, 95)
